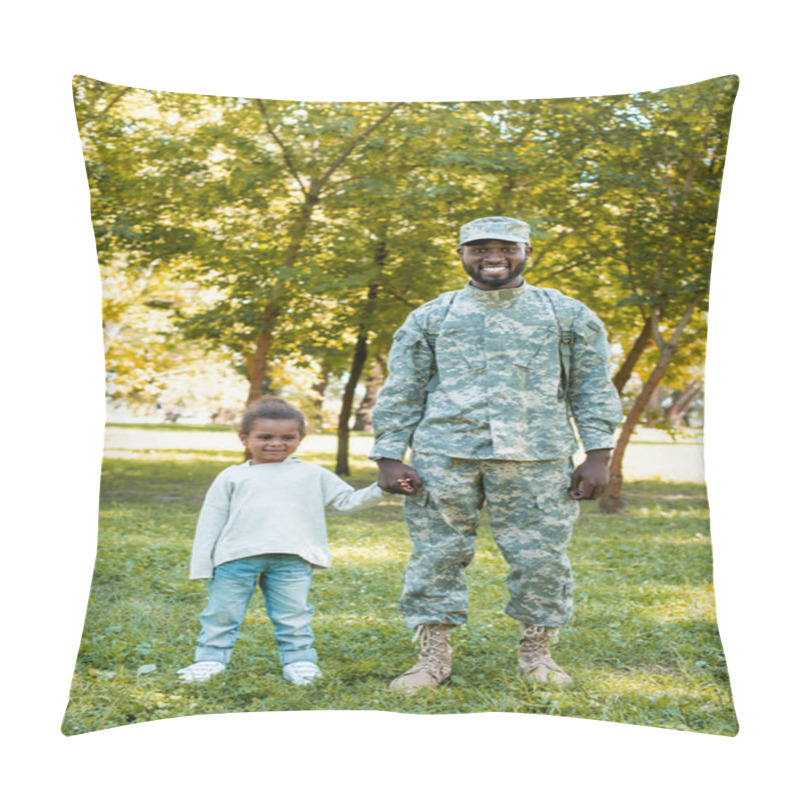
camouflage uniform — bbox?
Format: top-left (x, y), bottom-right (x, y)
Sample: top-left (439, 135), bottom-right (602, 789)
top-left (370, 279), bottom-right (622, 628)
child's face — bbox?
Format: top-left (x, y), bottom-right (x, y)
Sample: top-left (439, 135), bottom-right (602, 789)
top-left (240, 418), bottom-right (304, 464)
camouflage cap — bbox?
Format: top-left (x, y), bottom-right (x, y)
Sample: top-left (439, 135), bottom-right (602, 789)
top-left (458, 216), bottom-right (530, 245)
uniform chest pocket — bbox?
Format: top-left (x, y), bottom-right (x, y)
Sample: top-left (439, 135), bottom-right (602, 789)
top-left (512, 324), bottom-right (559, 369)
top-left (436, 325), bottom-right (486, 373)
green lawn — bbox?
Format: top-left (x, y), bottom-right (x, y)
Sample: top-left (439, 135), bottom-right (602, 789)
top-left (62, 444), bottom-right (737, 736)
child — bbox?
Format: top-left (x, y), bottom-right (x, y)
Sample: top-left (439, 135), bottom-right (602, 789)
top-left (177, 398), bottom-right (396, 685)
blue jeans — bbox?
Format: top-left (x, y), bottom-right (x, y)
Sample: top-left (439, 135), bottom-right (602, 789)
top-left (195, 554), bottom-right (317, 666)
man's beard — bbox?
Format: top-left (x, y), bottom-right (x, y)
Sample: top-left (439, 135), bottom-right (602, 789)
top-left (467, 263), bottom-right (525, 288)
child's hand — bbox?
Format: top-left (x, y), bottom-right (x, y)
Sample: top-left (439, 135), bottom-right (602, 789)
top-left (377, 459), bottom-right (423, 495)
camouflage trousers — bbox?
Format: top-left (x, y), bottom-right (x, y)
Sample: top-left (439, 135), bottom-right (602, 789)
top-left (399, 452), bottom-right (580, 629)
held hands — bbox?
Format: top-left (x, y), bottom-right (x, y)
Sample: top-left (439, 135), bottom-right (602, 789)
top-left (377, 453), bottom-right (610, 499)
top-left (397, 477), bottom-right (415, 493)
top-left (569, 449), bottom-right (612, 500)
top-left (377, 458), bottom-right (423, 495)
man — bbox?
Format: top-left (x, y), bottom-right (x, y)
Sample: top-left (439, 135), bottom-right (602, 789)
top-left (370, 216), bottom-right (623, 692)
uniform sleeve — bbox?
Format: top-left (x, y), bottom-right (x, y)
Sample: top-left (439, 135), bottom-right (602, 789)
top-left (320, 468), bottom-right (392, 512)
top-left (189, 470), bottom-right (233, 579)
top-left (568, 305), bottom-right (624, 452)
top-left (369, 311), bottom-right (435, 461)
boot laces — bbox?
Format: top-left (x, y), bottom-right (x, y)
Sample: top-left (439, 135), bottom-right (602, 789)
top-left (519, 625), bottom-right (556, 669)
top-left (408, 624), bottom-right (451, 677)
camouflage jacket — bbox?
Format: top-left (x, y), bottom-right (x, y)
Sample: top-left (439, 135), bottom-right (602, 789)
top-left (369, 281), bottom-right (622, 461)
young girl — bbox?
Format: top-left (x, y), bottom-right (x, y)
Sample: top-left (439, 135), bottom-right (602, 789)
top-left (177, 398), bottom-right (395, 685)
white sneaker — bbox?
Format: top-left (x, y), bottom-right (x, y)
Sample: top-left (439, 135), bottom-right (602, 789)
top-left (177, 661), bottom-right (226, 682)
top-left (283, 661), bottom-right (323, 685)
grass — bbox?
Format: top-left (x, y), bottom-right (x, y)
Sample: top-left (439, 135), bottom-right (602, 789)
top-left (62, 439), bottom-right (737, 737)
top-left (106, 422), bottom-right (238, 433)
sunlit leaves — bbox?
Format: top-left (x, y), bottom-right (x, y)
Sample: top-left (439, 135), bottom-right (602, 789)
top-left (74, 76), bottom-right (735, 435)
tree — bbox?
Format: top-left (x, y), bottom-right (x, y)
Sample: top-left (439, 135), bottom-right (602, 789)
top-left (73, 76), bottom-right (736, 496)
top-left (585, 78), bottom-right (738, 511)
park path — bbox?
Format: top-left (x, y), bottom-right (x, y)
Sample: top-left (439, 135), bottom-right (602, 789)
top-left (104, 426), bottom-right (705, 483)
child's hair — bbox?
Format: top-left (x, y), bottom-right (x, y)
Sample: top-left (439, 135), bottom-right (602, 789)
top-left (239, 397), bottom-right (307, 437)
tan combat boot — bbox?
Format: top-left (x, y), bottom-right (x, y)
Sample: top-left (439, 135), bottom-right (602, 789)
top-left (517, 624), bottom-right (573, 684)
top-left (390, 623), bottom-right (453, 693)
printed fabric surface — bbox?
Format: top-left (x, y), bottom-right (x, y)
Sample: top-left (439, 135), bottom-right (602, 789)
top-left (63, 75), bottom-right (739, 736)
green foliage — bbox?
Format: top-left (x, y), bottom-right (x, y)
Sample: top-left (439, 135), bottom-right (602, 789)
top-left (63, 435), bottom-right (736, 736)
top-left (74, 76), bottom-right (736, 466)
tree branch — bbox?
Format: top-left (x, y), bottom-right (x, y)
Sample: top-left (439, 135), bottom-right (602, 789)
top-left (660, 141), bottom-right (678, 213)
top-left (98, 87), bottom-right (132, 117)
top-left (316, 102), bottom-right (405, 194)
top-left (681, 131), bottom-right (710, 194)
top-left (650, 290), bottom-right (704, 356)
top-left (535, 256), bottom-right (593, 284)
top-left (380, 287), bottom-right (420, 309)
top-left (256, 98), bottom-right (309, 199)
top-left (648, 303), bottom-right (665, 351)
top-left (667, 292), bottom-right (705, 350)
top-left (613, 314), bottom-right (653, 393)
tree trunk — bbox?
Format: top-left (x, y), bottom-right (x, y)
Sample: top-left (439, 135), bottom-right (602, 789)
top-left (246, 102), bottom-right (402, 414)
top-left (245, 205), bottom-right (314, 405)
top-left (599, 354), bottom-right (673, 513)
top-left (335, 272), bottom-right (381, 474)
top-left (664, 381), bottom-right (703, 427)
top-left (352, 361), bottom-right (384, 432)
top-left (245, 298), bottom-right (283, 405)
top-left (246, 327), bottom-right (274, 406)
top-left (599, 296), bottom-right (703, 513)
top-left (644, 385), bottom-right (661, 427)
top-left (311, 373), bottom-right (329, 432)
top-left (335, 330), bottom-right (370, 475)
top-left (613, 314), bottom-right (653, 394)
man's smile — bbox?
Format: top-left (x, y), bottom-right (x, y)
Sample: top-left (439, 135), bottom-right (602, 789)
top-left (480, 265), bottom-right (509, 274)
top-left (457, 239), bottom-right (531, 291)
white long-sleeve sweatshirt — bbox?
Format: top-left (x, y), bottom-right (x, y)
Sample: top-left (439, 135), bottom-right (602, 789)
top-left (189, 457), bottom-right (390, 579)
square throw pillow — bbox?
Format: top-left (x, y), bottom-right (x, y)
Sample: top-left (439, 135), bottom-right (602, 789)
top-left (63, 74), bottom-right (738, 736)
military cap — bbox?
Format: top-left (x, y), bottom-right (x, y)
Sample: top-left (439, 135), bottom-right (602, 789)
top-left (458, 216), bottom-right (530, 245)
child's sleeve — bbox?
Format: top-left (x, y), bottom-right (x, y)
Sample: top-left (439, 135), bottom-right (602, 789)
top-left (189, 471), bottom-right (233, 579)
top-left (320, 468), bottom-right (392, 513)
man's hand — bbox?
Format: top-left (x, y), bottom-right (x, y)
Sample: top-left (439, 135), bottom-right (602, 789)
top-left (377, 458), bottom-right (423, 495)
top-left (569, 449), bottom-right (612, 500)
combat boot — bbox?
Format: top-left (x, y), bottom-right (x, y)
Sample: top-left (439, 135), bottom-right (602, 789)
top-left (517, 624), bottom-right (573, 684)
top-left (390, 623), bottom-right (453, 693)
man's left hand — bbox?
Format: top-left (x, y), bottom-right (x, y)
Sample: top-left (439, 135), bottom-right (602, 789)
top-left (569, 449), bottom-right (612, 500)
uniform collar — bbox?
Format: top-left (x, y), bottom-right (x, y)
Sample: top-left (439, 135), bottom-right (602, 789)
top-left (463, 278), bottom-right (528, 303)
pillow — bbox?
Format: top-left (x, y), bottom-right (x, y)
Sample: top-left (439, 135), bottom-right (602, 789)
top-left (63, 74), bottom-right (738, 736)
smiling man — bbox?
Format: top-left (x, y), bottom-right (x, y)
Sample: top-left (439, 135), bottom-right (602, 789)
top-left (370, 216), bottom-right (623, 692)
top-left (458, 235), bottom-right (530, 290)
